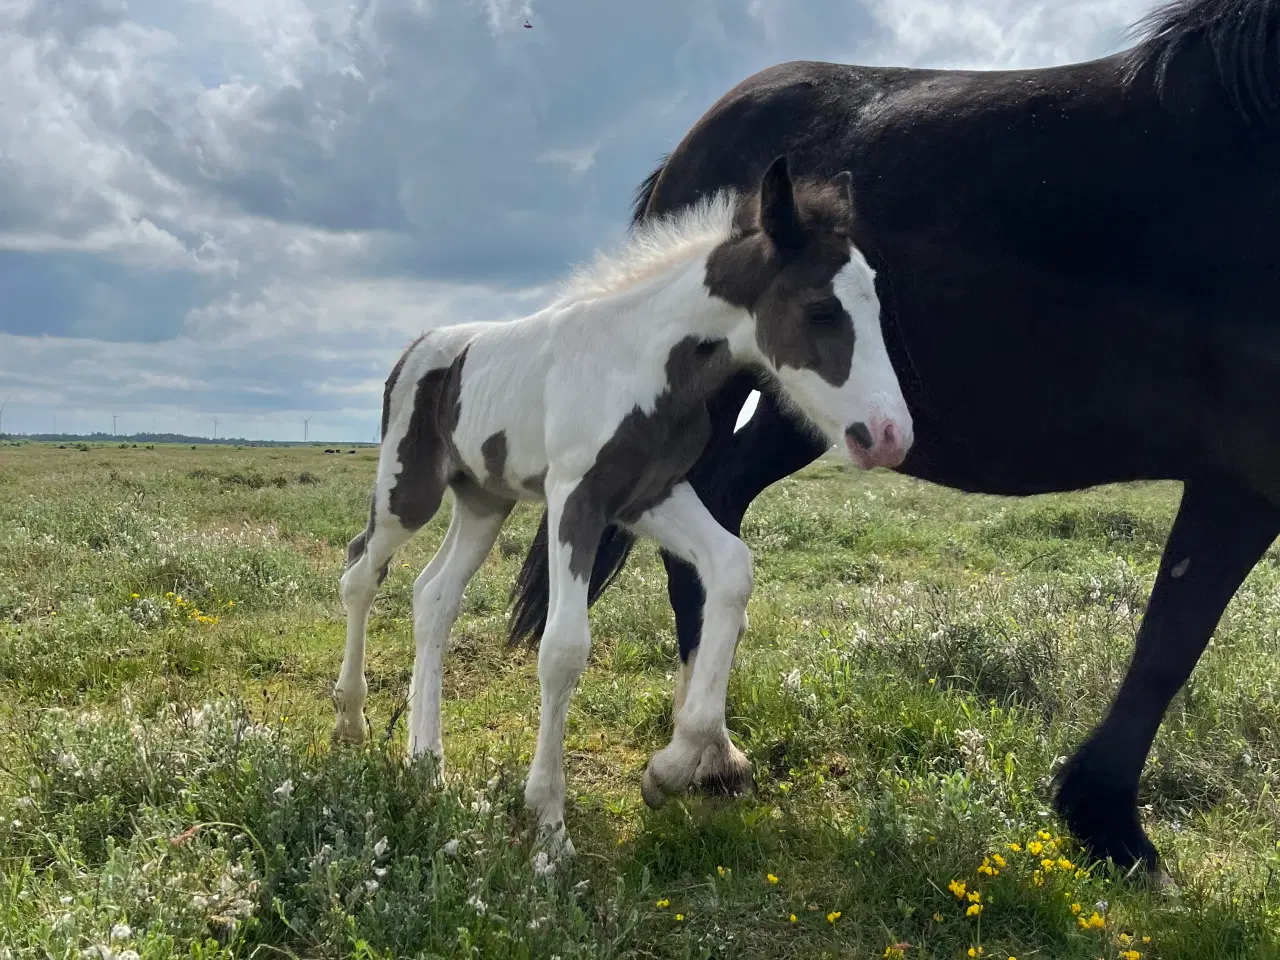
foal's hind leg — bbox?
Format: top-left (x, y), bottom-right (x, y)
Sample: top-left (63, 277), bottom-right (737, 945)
top-left (627, 482), bottom-right (754, 807)
top-left (407, 488), bottom-right (513, 771)
top-left (335, 506), bottom-right (421, 743)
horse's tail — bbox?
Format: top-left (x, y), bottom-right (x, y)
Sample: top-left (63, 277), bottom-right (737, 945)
top-left (507, 518), bottom-right (637, 646)
top-left (505, 159), bottom-right (670, 646)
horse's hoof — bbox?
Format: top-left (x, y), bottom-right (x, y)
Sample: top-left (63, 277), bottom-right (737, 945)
top-left (641, 769), bottom-right (669, 810)
top-left (330, 718), bottom-right (366, 745)
top-left (693, 742), bottom-right (754, 798)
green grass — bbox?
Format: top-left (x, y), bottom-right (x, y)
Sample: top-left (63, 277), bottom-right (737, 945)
top-left (4, 441), bottom-right (1280, 958)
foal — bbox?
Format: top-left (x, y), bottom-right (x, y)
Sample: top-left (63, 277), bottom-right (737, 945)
top-left (334, 155), bottom-right (913, 855)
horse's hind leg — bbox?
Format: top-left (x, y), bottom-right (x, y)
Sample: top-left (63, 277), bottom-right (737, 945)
top-left (407, 485), bottom-right (513, 772)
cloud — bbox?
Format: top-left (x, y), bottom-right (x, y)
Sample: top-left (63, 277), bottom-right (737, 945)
top-left (0, 0), bottom-right (1153, 440)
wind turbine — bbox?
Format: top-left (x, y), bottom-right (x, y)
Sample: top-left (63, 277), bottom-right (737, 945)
top-left (303, 416), bottom-right (312, 443)
top-left (212, 418), bottom-right (219, 441)
top-left (0, 395), bottom-right (9, 436)
top-left (111, 413), bottom-right (118, 436)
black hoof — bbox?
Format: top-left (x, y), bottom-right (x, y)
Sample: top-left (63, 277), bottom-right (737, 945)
top-left (1053, 748), bottom-right (1160, 874)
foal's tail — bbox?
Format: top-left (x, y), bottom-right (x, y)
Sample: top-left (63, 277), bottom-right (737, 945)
top-left (506, 157), bottom-right (670, 646)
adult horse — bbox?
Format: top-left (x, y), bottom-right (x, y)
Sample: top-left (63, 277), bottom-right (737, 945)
top-left (509, 0), bottom-right (1280, 880)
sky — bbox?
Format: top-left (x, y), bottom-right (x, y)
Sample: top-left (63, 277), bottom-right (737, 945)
top-left (0, 0), bottom-right (1152, 442)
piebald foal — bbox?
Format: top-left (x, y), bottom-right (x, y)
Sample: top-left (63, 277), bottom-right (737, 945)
top-left (334, 156), bottom-right (913, 855)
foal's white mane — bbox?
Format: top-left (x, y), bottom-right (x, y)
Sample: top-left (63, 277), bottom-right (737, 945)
top-left (552, 189), bottom-right (740, 305)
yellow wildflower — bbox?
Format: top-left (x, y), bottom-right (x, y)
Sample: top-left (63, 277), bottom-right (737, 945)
top-left (977, 858), bottom-right (998, 877)
top-left (968, 948), bottom-right (985, 958)
top-left (1119, 953), bottom-right (1140, 960)
top-left (967, 891), bottom-right (981, 904)
top-left (1027, 841), bottom-right (1044, 856)
top-left (1057, 858), bottom-right (1074, 871)
top-left (789, 914), bottom-right (797, 923)
top-left (1070, 903), bottom-right (1082, 915)
top-left (827, 911), bottom-right (841, 924)
top-left (1008, 843), bottom-right (1021, 853)
top-left (717, 866), bottom-right (727, 877)
top-left (1031, 871), bottom-right (1044, 887)
top-left (655, 899), bottom-right (669, 909)
top-left (1119, 934), bottom-right (1131, 945)
top-left (1078, 911), bottom-right (1105, 931)
top-left (948, 880), bottom-right (967, 899)
top-left (1041, 859), bottom-right (1055, 872)
top-left (767, 873), bottom-right (779, 885)
top-left (1142, 937), bottom-right (1152, 945)
top-left (675, 914), bottom-right (684, 922)
top-left (967, 903), bottom-right (983, 917)
top-left (130, 593), bottom-right (140, 599)
top-left (992, 854), bottom-right (1007, 868)
top-left (1037, 831), bottom-right (1052, 841)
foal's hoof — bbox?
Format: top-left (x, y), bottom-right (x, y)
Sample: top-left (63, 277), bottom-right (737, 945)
top-left (693, 742), bottom-right (755, 798)
top-left (641, 768), bottom-right (670, 810)
top-left (533, 821), bottom-right (577, 862)
top-left (330, 715), bottom-right (366, 745)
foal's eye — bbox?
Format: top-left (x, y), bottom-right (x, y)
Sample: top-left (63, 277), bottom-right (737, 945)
top-left (806, 304), bottom-right (843, 327)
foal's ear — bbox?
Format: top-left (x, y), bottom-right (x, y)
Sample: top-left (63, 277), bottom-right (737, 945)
top-left (759, 155), bottom-right (803, 249)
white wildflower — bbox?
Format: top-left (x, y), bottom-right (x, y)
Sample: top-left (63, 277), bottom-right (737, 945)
top-left (273, 778), bottom-right (294, 799)
top-left (441, 839), bottom-right (460, 857)
top-left (955, 728), bottom-right (990, 776)
top-left (364, 879), bottom-right (380, 896)
top-left (373, 836), bottom-right (390, 858)
top-left (118, 952), bottom-right (140, 960)
top-left (56, 752), bottom-right (78, 771)
top-left (781, 669), bottom-right (802, 693)
top-left (110, 923), bottom-right (132, 941)
top-left (81, 948), bottom-right (113, 960)
top-left (15, 797), bottom-right (33, 809)
top-left (466, 894), bottom-right (488, 915)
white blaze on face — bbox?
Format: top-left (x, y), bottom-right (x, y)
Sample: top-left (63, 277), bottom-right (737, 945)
top-left (837, 252), bottom-right (912, 445)
top-left (769, 254), bottom-right (912, 460)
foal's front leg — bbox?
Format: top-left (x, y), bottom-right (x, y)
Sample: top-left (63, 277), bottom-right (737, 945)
top-left (628, 482), bottom-right (754, 807)
top-left (523, 479), bottom-right (603, 858)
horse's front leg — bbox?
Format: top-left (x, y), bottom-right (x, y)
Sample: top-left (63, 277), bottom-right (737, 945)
top-left (629, 482), bottom-right (755, 807)
top-left (523, 476), bottom-right (604, 858)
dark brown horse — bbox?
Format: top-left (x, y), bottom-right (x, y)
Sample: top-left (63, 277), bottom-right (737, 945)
top-left (509, 0), bottom-right (1280, 880)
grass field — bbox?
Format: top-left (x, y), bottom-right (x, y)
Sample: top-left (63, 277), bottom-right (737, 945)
top-left (4, 442), bottom-right (1280, 959)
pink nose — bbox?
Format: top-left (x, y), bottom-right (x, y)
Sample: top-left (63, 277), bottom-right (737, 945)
top-left (845, 416), bottom-right (910, 469)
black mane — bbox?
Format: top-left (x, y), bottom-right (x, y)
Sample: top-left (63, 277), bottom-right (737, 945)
top-left (1125, 0), bottom-right (1280, 121)
top-left (629, 153), bottom-right (668, 228)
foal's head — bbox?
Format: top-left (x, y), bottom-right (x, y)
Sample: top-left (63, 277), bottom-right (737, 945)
top-left (706, 155), bottom-right (913, 470)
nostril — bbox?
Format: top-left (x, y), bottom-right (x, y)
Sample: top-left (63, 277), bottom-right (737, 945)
top-left (846, 422), bottom-right (874, 450)
top-left (883, 423), bottom-right (898, 448)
